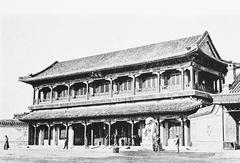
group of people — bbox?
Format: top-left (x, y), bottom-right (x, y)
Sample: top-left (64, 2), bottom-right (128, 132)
top-left (38, 134), bottom-right (180, 153)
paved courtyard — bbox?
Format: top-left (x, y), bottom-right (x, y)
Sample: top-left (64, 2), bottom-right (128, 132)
top-left (0, 146), bottom-right (240, 163)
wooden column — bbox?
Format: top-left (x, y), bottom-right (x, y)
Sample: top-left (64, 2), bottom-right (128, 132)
top-left (40, 126), bottom-right (44, 145)
top-left (91, 125), bottom-right (94, 146)
top-left (214, 80), bottom-right (218, 92)
top-left (160, 71), bottom-right (164, 92)
top-left (160, 120), bottom-right (164, 144)
top-left (190, 66), bottom-right (194, 89)
top-left (68, 125), bottom-right (74, 148)
top-left (63, 123), bottom-right (69, 149)
top-left (47, 124), bottom-right (51, 145)
top-left (55, 126), bottom-right (59, 146)
top-left (132, 75), bottom-right (136, 95)
top-left (33, 88), bottom-right (36, 105)
top-left (84, 122), bottom-right (88, 147)
top-left (156, 73), bottom-right (160, 92)
top-left (218, 78), bottom-right (222, 93)
top-left (109, 78), bottom-right (113, 98)
top-left (34, 124), bottom-right (38, 145)
top-left (131, 120), bottom-right (134, 146)
top-left (236, 121), bottom-right (240, 146)
top-left (180, 117), bottom-right (185, 146)
top-left (195, 70), bottom-right (199, 86)
top-left (108, 122), bottom-right (111, 146)
top-left (52, 125), bottom-right (56, 146)
top-left (85, 81), bottom-right (89, 100)
top-left (67, 84), bottom-right (71, 101)
top-left (184, 119), bottom-right (190, 146)
top-left (180, 69), bottom-right (185, 90)
top-left (153, 72), bottom-right (161, 93)
top-left (157, 118), bottom-right (160, 136)
top-left (37, 88), bottom-right (40, 104)
top-left (50, 86), bottom-right (53, 103)
top-left (164, 121), bottom-right (168, 146)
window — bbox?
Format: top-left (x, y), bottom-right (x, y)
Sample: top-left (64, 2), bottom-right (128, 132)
top-left (105, 84), bottom-right (109, 92)
top-left (95, 82), bottom-right (109, 94)
top-left (119, 79), bottom-right (131, 91)
top-left (101, 85), bottom-right (104, 93)
top-left (43, 91), bottom-right (50, 99)
top-left (57, 86), bottom-right (68, 98)
top-left (128, 80), bottom-right (131, 90)
top-left (166, 73), bottom-right (180, 86)
top-left (79, 87), bottom-right (86, 95)
top-left (141, 76), bottom-right (157, 89)
top-left (59, 126), bottom-right (66, 139)
top-left (152, 78), bottom-right (156, 88)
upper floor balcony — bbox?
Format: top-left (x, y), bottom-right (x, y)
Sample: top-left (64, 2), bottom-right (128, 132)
top-left (31, 64), bottom-right (223, 109)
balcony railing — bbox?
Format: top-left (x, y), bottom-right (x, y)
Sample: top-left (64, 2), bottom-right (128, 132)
top-left (162, 84), bottom-right (181, 91)
top-left (195, 83), bottom-right (215, 94)
top-left (35, 83), bottom-right (214, 105)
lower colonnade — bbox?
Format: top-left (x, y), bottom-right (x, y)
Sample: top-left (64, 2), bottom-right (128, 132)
top-left (29, 116), bottom-right (191, 148)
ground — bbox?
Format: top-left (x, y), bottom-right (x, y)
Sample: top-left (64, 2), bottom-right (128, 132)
top-left (0, 146), bottom-right (239, 163)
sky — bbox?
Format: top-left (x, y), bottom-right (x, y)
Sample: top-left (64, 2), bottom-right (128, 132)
top-left (0, 0), bottom-right (240, 119)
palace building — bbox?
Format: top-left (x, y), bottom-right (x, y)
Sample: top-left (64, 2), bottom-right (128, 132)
top-left (19, 31), bottom-right (229, 149)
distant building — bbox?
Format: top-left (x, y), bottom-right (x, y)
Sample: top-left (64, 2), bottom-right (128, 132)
top-left (210, 62), bottom-right (240, 150)
top-left (0, 119), bottom-right (28, 148)
top-left (19, 31), bottom-right (230, 149)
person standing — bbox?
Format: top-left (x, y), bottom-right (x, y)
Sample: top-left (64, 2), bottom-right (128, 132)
top-left (4, 135), bottom-right (9, 150)
top-left (175, 135), bottom-right (180, 153)
top-left (156, 136), bottom-right (162, 152)
top-left (63, 137), bottom-right (68, 150)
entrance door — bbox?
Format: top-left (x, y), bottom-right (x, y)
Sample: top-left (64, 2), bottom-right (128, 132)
top-left (73, 125), bottom-right (84, 145)
top-left (168, 120), bottom-right (180, 146)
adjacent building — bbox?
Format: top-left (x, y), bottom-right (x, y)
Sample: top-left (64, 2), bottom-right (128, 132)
top-left (19, 31), bottom-right (229, 149)
top-left (0, 119), bottom-right (28, 148)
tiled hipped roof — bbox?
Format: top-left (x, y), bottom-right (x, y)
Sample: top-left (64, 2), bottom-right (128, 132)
top-left (0, 119), bottom-right (28, 126)
top-left (19, 34), bottom-right (204, 82)
top-left (230, 74), bottom-right (240, 93)
top-left (20, 98), bottom-right (202, 121)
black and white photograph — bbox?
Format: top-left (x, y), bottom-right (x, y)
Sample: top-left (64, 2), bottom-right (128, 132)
top-left (0, 0), bottom-right (240, 162)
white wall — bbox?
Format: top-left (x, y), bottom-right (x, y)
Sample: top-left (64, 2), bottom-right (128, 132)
top-left (190, 105), bottom-right (223, 150)
top-left (0, 125), bottom-right (28, 148)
